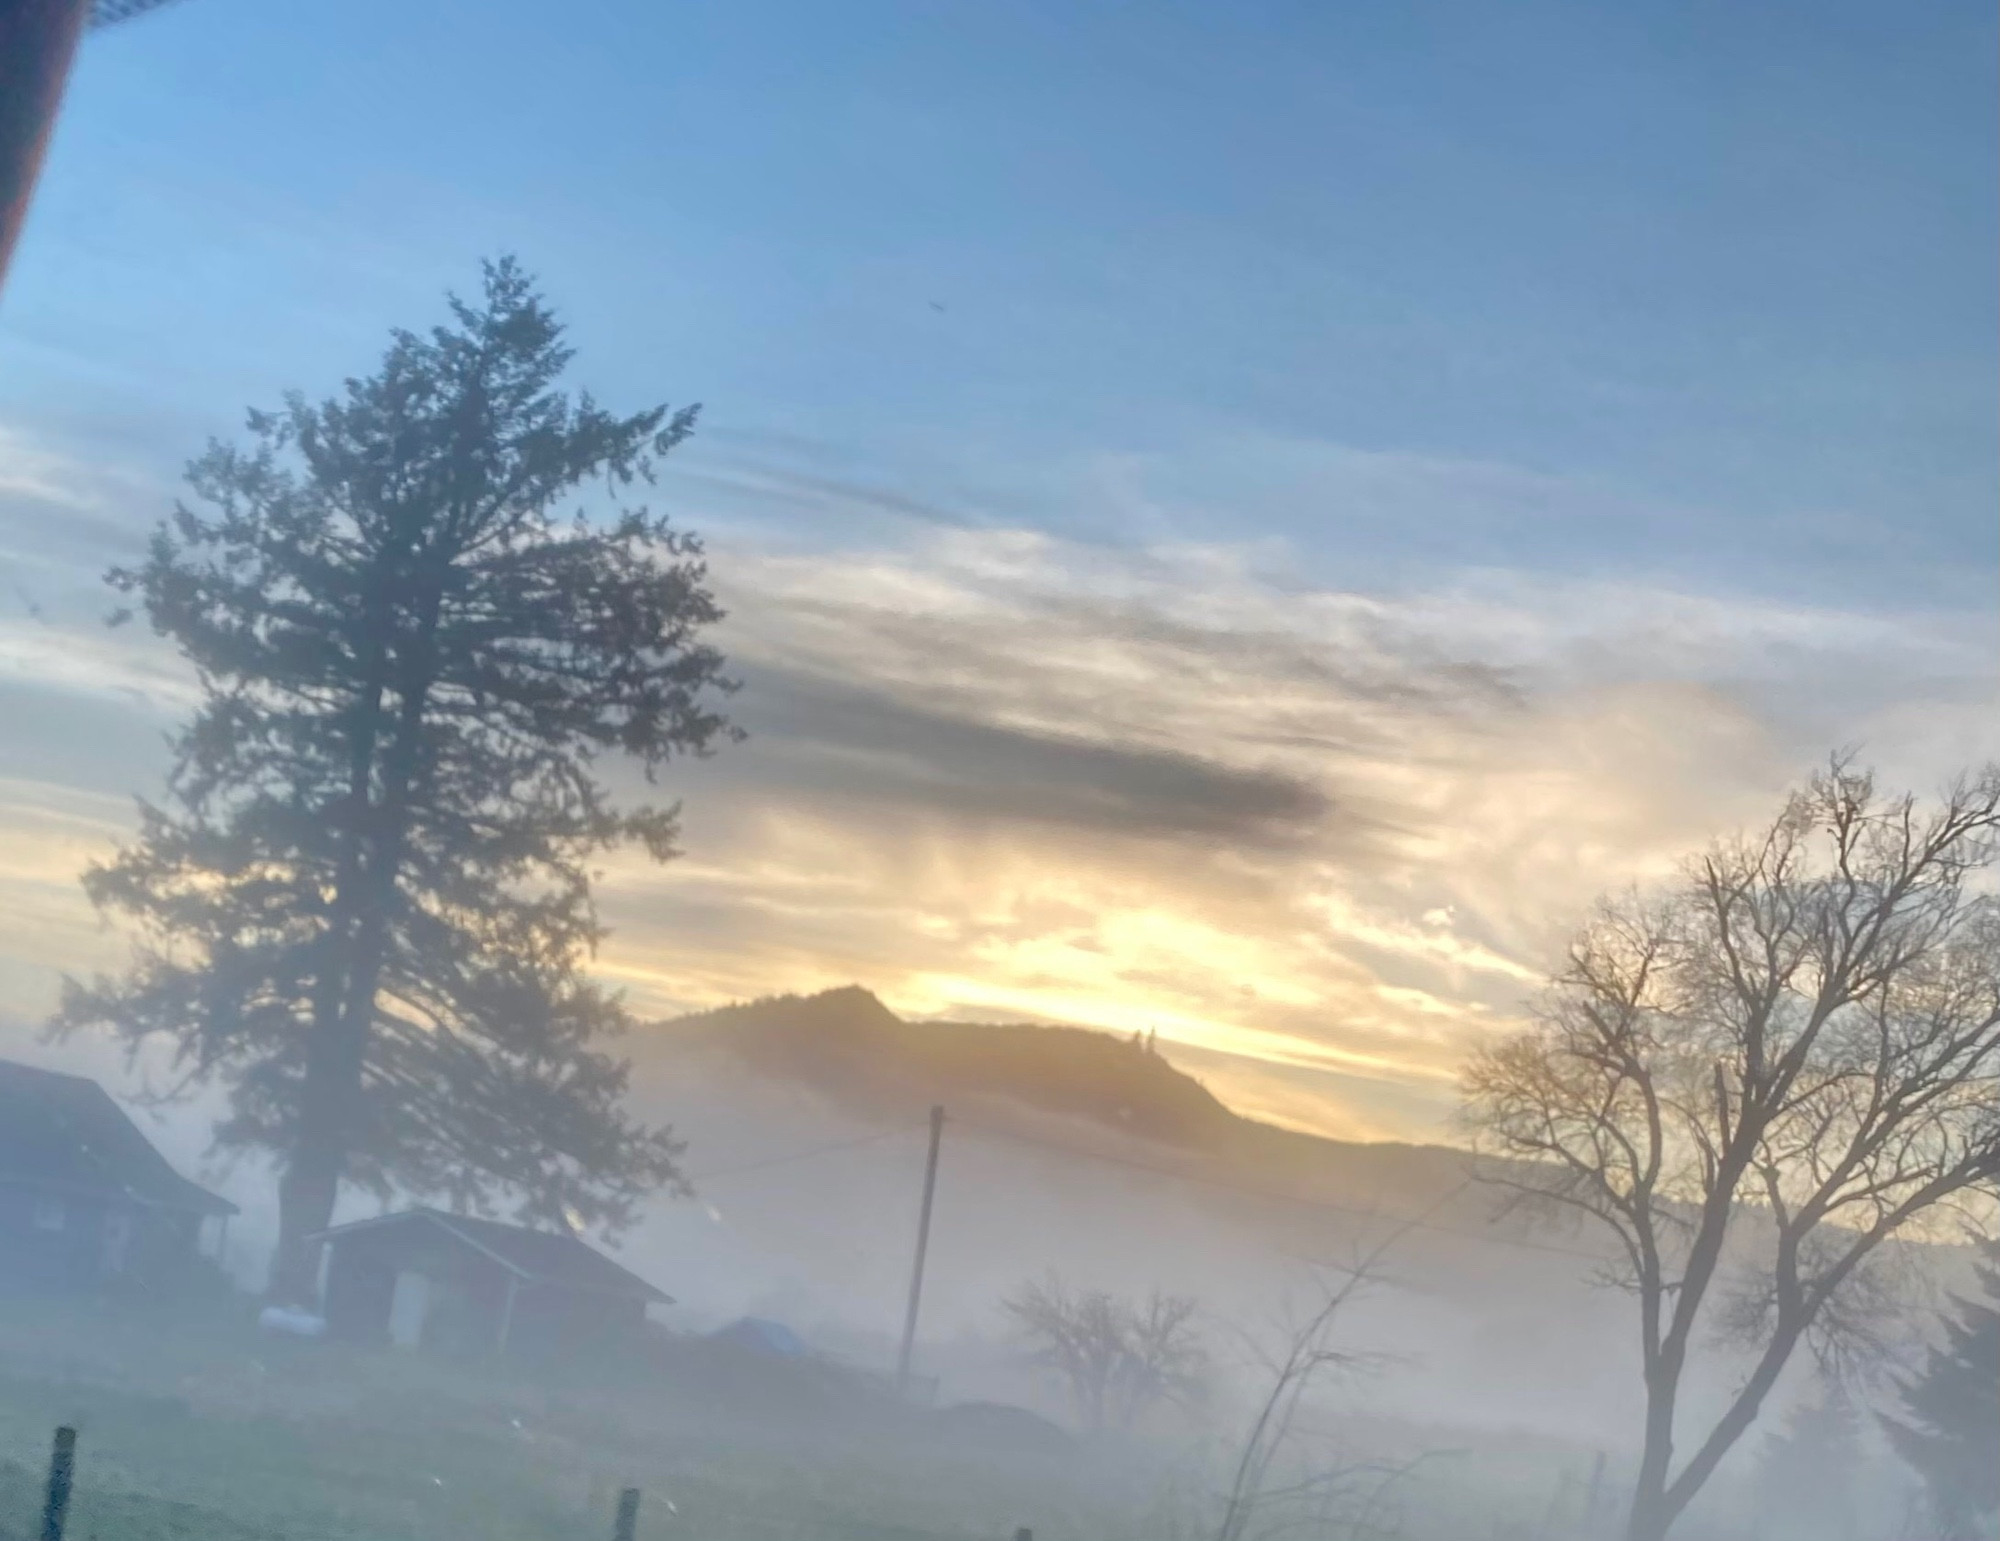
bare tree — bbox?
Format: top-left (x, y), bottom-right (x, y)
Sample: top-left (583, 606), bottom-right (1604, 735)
top-left (1213, 1229), bottom-right (1421, 1541)
top-left (1464, 761), bottom-right (2000, 1541)
top-left (1004, 1275), bottom-right (1208, 1433)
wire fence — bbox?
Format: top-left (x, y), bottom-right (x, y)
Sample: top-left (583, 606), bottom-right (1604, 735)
top-left (14, 1423), bottom-right (1049, 1541)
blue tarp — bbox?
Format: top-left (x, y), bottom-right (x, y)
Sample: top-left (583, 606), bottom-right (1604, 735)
top-left (710, 1316), bottom-right (811, 1357)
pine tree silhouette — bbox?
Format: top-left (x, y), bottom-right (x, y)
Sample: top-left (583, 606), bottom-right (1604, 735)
top-left (1755, 1386), bottom-right (1862, 1541)
top-left (1885, 1241), bottom-right (2000, 1540)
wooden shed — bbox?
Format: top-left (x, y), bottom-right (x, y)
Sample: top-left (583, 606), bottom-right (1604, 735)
top-left (311, 1208), bottom-right (670, 1357)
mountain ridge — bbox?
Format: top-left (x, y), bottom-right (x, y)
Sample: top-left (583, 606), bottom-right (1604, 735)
top-left (646, 985), bottom-right (1474, 1214)
top-left (666, 985), bottom-right (1239, 1144)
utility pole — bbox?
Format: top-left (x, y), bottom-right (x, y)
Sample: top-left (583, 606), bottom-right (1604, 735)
top-left (0, 0), bottom-right (94, 290)
top-left (895, 1103), bottom-right (945, 1398)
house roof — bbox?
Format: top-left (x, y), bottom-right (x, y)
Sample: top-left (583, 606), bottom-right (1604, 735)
top-left (0, 1059), bottom-right (238, 1217)
top-left (311, 1208), bottom-right (671, 1304)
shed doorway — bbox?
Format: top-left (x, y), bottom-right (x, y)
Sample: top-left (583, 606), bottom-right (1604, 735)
top-left (388, 1269), bottom-right (431, 1348)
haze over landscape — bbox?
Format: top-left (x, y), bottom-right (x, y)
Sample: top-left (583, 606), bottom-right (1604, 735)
top-left (0, 4), bottom-right (1995, 1540)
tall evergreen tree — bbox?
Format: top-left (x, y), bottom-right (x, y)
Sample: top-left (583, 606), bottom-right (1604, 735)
top-left (57, 259), bottom-right (736, 1301)
top-left (1885, 1242), bottom-right (2000, 1540)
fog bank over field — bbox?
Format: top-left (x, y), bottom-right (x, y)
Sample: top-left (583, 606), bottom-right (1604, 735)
top-left (0, 980), bottom-right (1968, 1540)
top-left (601, 988), bottom-right (1955, 1455)
top-left (4, 977), bottom-right (1977, 1467)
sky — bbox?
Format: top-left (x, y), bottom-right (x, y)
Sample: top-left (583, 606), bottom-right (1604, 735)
top-left (0, 0), bottom-right (1993, 1142)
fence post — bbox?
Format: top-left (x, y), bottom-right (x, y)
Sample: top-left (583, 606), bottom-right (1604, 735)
top-left (612, 1487), bottom-right (640, 1541)
top-left (1583, 1451), bottom-right (1606, 1532)
top-left (40, 1426), bottom-right (76, 1541)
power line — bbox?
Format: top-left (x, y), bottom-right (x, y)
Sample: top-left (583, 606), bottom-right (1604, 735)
top-left (674, 1106), bottom-right (1612, 1266)
top-left (684, 1124), bottom-right (923, 1186)
top-left (949, 1115), bottom-right (1614, 1266)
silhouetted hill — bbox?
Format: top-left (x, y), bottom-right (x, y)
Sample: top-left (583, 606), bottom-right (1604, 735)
top-left (665, 985), bottom-right (1241, 1148)
top-left (648, 986), bottom-right (1473, 1214)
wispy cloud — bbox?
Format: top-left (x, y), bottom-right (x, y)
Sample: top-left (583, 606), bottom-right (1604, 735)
top-left (590, 522), bottom-right (1991, 1135)
top-left (1, 425), bottom-right (1991, 1141)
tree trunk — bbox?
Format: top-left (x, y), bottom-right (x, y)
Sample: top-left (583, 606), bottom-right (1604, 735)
top-left (266, 565), bottom-right (441, 1304)
top-left (1625, 1354), bottom-right (1681, 1541)
top-left (1624, 1495), bottom-right (1674, 1541)
top-left (268, 969), bottom-right (376, 1303)
top-left (270, 1144), bottom-right (341, 1305)
top-left (266, 937), bottom-right (395, 1301)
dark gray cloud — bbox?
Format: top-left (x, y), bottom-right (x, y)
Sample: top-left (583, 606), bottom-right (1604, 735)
top-left (679, 540), bottom-right (1535, 868)
top-left (726, 663), bottom-right (1334, 849)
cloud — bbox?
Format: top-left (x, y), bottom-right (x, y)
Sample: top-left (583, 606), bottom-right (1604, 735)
top-left (731, 667), bottom-right (1333, 847)
top-left (667, 452), bottom-right (982, 534)
top-left (587, 523), bottom-right (1993, 1136)
top-left (0, 422), bottom-right (1989, 1143)
top-left (0, 423), bottom-right (163, 579)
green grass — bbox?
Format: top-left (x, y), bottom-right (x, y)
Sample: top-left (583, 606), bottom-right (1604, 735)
top-left (0, 1456), bottom-right (274, 1541)
top-left (0, 1296), bottom-right (1107, 1541)
top-left (0, 1371), bottom-right (593, 1541)
top-left (0, 1295), bottom-right (1725, 1541)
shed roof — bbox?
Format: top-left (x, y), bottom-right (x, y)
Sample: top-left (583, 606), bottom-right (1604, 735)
top-left (0, 1059), bottom-right (237, 1217)
top-left (312, 1208), bottom-right (670, 1303)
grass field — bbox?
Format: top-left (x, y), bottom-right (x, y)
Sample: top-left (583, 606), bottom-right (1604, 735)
top-left (0, 1293), bottom-right (1750, 1541)
top-left (0, 1294), bottom-right (1146, 1541)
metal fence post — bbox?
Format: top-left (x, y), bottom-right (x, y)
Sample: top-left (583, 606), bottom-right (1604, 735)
top-left (40, 1425), bottom-right (76, 1541)
top-left (612, 1487), bottom-right (640, 1541)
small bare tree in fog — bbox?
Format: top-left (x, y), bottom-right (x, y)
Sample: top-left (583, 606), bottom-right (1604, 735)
top-left (1004, 1275), bottom-right (1207, 1433)
top-left (1465, 762), bottom-right (2000, 1541)
top-left (1214, 1232), bottom-right (1423, 1541)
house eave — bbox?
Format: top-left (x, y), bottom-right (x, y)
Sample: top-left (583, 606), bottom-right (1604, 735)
top-left (0, 1173), bottom-right (237, 1218)
top-left (306, 1208), bottom-right (670, 1304)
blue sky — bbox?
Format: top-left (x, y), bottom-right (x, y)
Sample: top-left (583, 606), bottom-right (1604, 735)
top-left (0, 0), bottom-right (1994, 1139)
top-left (13, 0), bottom-right (1997, 587)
